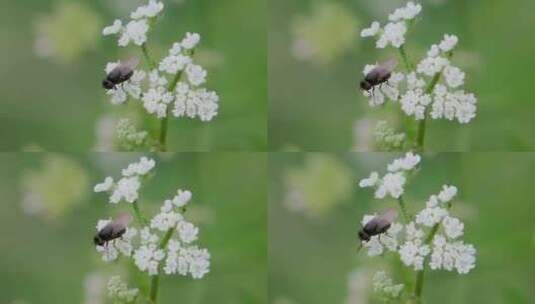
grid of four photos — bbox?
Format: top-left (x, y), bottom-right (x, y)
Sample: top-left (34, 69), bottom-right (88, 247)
top-left (1, 0), bottom-right (534, 303)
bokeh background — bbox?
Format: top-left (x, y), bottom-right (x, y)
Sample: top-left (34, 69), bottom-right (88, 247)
top-left (269, 152), bottom-right (535, 303)
top-left (269, 0), bottom-right (535, 151)
top-left (0, 0), bottom-right (266, 151)
top-left (0, 152), bottom-right (267, 303)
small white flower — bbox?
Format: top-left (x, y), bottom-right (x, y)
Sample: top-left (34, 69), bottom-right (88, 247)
top-left (360, 21), bottom-right (381, 37)
top-left (140, 227), bottom-right (160, 244)
top-left (375, 172), bottom-right (406, 199)
top-left (425, 194), bottom-right (440, 208)
top-left (173, 87), bottom-right (219, 122)
top-left (430, 235), bottom-right (476, 274)
top-left (359, 172), bottom-right (379, 188)
top-left (185, 64), bottom-right (207, 86)
top-left (438, 185), bottom-right (457, 203)
top-left (399, 240), bottom-right (430, 270)
top-left (131, 0), bottom-right (164, 19)
top-left (142, 87), bottom-right (168, 118)
top-left (159, 54), bottom-right (192, 74)
top-left (443, 65), bottom-right (465, 88)
top-left (173, 189), bottom-right (192, 207)
top-left (103, 19), bottom-right (122, 36)
top-left (122, 157), bottom-right (156, 177)
top-left (106, 88), bottom-right (127, 105)
top-left (387, 152), bottom-right (421, 172)
top-left (151, 211), bottom-right (182, 231)
top-left (417, 56), bottom-right (449, 76)
top-left (177, 221), bottom-right (199, 243)
top-left (388, 1), bottom-right (422, 22)
top-left (119, 20), bottom-right (149, 47)
top-left (406, 72), bottom-right (425, 90)
top-left (133, 244), bottom-right (165, 275)
top-left (148, 70), bottom-right (168, 88)
top-left (181, 32), bottom-right (201, 49)
top-left (376, 22), bottom-right (407, 48)
top-left (94, 177), bottom-right (114, 192)
top-left (169, 42), bottom-right (182, 55)
top-left (110, 176), bottom-right (140, 203)
top-left (400, 90), bottom-right (431, 120)
top-left (96, 245), bottom-right (119, 262)
top-left (442, 216), bottom-right (464, 239)
top-left (107, 276), bottom-right (139, 302)
top-left (439, 34), bottom-right (458, 52)
top-left (372, 271), bottom-right (404, 299)
top-left (405, 222), bottom-right (424, 240)
top-left (415, 206), bottom-right (448, 227)
top-left (364, 89), bottom-right (385, 107)
top-left (427, 44), bottom-right (440, 58)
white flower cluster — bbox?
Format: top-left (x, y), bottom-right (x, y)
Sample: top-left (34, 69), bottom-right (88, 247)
top-left (107, 276), bottom-right (139, 302)
top-left (360, 2), bottom-right (421, 48)
top-left (102, 1), bottom-right (219, 122)
top-left (102, 0), bottom-right (164, 47)
top-left (374, 120), bottom-right (406, 151)
top-left (359, 155), bottom-right (476, 274)
top-left (360, 2), bottom-right (477, 124)
top-left (116, 118), bottom-right (148, 150)
top-left (372, 271), bottom-right (404, 299)
top-left (94, 157), bottom-right (155, 204)
top-left (94, 188), bottom-right (210, 278)
top-left (358, 152), bottom-right (420, 199)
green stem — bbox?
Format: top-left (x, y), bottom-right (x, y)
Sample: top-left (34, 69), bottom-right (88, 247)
top-left (131, 201), bottom-right (148, 225)
top-left (413, 223), bottom-right (440, 301)
top-left (158, 70), bottom-right (185, 151)
top-left (396, 196), bottom-right (410, 223)
top-left (398, 45), bottom-right (413, 71)
top-left (415, 71), bottom-right (443, 152)
top-left (149, 227), bottom-right (175, 303)
top-left (141, 43), bottom-right (156, 70)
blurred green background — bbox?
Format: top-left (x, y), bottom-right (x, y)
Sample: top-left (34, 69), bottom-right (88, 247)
top-left (269, 152), bottom-right (535, 303)
top-left (0, 152), bottom-right (267, 303)
top-left (269, 0), bottom-right (535, 151)
top-left (0, 0), bottom-right (266, 151)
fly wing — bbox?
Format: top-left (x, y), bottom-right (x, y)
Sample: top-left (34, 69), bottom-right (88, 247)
top-left (114, 213), bottom-right (133, 227)
top-left (121, 56), bottom-right (139, 71)
top-left (378, 58), bottom-right (398, 73)
top-left (377, 208), bottom-right (397, 224)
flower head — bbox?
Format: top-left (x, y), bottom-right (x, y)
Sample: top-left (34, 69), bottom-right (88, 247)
top-left (94, 157), bottom-right (156, 204)
top-left (359, 2), bottom-right (477, 125)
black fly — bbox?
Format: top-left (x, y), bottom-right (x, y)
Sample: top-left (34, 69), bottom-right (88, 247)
top-left (94, 213), bottom-right (133, 246)
top-left (102, 57), bottom-right (139, 90)
top-left (360, 58), bottom-right (398, 95)
top-left (358, 209), bottom-right (397, 243)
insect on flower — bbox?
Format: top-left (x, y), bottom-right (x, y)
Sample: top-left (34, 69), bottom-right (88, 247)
top-left (358, 208), bottom-right (397, 242)
top-left (102, 57), bottom-right (139, 90)
top-left (360, 58), bottom-right (398, 94)
top-left (94, 213), bottom-right (133, 246)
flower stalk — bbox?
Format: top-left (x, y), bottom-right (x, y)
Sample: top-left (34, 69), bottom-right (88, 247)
top-left (359, 2), bottom-right (477, 152)
top-left (149, 227), bottom-right (176, 303)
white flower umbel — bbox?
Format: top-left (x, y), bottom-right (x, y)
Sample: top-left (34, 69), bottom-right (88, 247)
top-left (372, 271), bottom-right (404, 300)
top-left (94, 156), bottom-right (155, 204)
top-left (358, 152), bottom-right (420, 200)
top-left (94, 159), bottom-right (210, 302)
top-left (359, 2), bottom-right (477, 151)
top-left (101, 1), bottom-right (220, 151)
top-left (358, 153), bottom-right (476, 302)
top-left (107, 276), bottom-right (139, 303)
